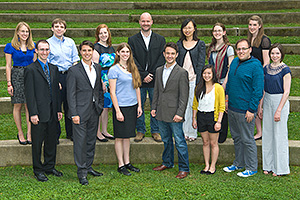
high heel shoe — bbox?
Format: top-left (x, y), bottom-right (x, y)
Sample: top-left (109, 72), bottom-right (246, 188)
top-left (17, 134), bottom-right (27, 145)
top-left (27, 140), bottom-right (32, 144)
top-left (97, 136), bottom-right (108, 142)
top-left (101, 132), bottom-right (115, 140)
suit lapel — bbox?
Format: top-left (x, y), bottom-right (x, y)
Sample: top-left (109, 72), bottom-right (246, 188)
top-left (137, 32), bottom-right (147, 51)
top-left (49, 63), bottom-right (55, 86)
top-left (164, 65), bottom-right (179, 90)
top-left (78, 62), bottom-right (93, 88)
top-left (35, 61), bottom-right (48, 83)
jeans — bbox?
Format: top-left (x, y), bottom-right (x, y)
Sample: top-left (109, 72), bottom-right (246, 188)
top-left (157, 120), bottom-right (189, 172)
top-left (136, 87), bottom-right (159, 134)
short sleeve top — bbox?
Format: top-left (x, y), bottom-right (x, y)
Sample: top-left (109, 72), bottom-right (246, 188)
top-left (4, 43), bottom-right (35, 67)
top-left (94, 43), bottom-right (115, 69)
top-left (108, 65), bottom-right (137, 107)
top-left (264, 63), bottom-right (291, 94)
top-left (251, 35), bottom-right (271, 65)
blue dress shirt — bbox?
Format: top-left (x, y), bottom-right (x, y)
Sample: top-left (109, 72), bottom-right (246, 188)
top-left (47, 35), bottom-right (80, 71)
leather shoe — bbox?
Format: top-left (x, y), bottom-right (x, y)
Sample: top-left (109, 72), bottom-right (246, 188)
top-left (34, 172), bottom-right (48, 182)
top-left (79, 177), bottom-right (89, 185)
top-left (45, 169), bottom-right (63, 177)
top-left (118, 166), bottom-right (131, 176)
top-left (125, 163), bottom-right (140, 172)
top-left (134, 132), bottom-right (145, 142)
top-left (176, 171), bottom-right (189, 179)
top-left (152, 133), bottom-right (162, 142)
top-left (102, 132), bottom-right (115, 140)
top-left (200, 170), bottom-right (208, 174)
top-left (17, 134), bottom-right (27, 145)
top-left (152, 165), bottom-right (171, 171)
top-left (88, 169), bottom-right (103, 176)
top-left (97, 136), bottom-right (108, 142)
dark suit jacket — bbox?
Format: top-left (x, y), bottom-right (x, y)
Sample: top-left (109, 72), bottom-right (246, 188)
top-left (67, 61), bottom-right (104, 121)
top-left (128, 32), bottom-right (166, 88)
top-left (24, 60), bottom-right (61, 122)
top-left (152, 64), bottom-right (189, 123)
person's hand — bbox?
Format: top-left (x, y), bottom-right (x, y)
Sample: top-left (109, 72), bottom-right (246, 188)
top-left (225, 101), bottom-right (228, 113)
top-left (137, 106), bottom-right (143, 118)
top-left (7, 85), bottom-right (13, 96)
top-left (59, 83), bottom-right (62, 90)
top-left (245, 111), bottom-right (254, 123)
top-left (57, 112), bottom-right (63, 121)
top-left (173, 115), bottom-right (183, 123)
top-left (31, 115), bottom-right (39, 125)
top-left (274, 110), bottom-right (281, 122)
top-left (116, 111), bottom-right (124, 122)
top-left (214, 122), bottom-right (221, 132)
top-left (192, 118), bottom-right (197, 129)
top-left (151, 110), bottom-right (156, 117)
top-left (72, 116), bottom-right (80, 124)
top-left (143, 74), bottom-right (153, 83)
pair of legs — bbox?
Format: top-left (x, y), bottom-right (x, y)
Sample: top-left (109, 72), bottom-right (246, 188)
top-left (201, 131), bottom-right (219, 173)
top-left (183, 81), bottom-right (197, 140)
top-left (14, 103), bottom-right (31, 142)
top-left (97, 108), bottom-right (114, 139)
top-left (254, 116), bottom-right (262, 139)
top-left (115, 138), bottom-right (130, 167)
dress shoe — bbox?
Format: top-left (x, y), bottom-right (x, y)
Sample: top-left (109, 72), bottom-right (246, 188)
top-left (118, 166), bottom-right (131, 176)
top-left (88, 169), bottom-right (103, 176)
top-left (17, 134), bottom-right (27, 145)
top-left (45, 169), bottom-right (63, 177)
top-left (152, 165), bottom-right (171, 171)
top-left (34, 172), bottom-right (48, 182)
top-left (200, 170), bottom-right (208, 174)
top-left (102, 132), bottom-right (115, 140)
top-left (125, 163), bottom-right (140, 172)
top-left (27, 140), bottom-right (32, 144)
top-left (97, 136), bottom-right (108, 142)
top-left (175, 171), bottom-right (189, 179)
top-left (134, 132), bottom-right (145, 142)
top-left (207, 169), bottom-right (216, 175)
top-left (152, 133), bottom-right (162, 142)
top-left (79, 177), bottom-right (89, 185)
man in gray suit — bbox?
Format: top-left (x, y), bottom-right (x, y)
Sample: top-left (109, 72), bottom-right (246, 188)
top-left (67, 40), bottom-right (104, 185)
top-left (151, 42), bottom-right (190, 179)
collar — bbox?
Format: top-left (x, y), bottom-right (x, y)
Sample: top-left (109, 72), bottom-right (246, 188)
top-left (51, 34), bottom-right (65, 42)
top-left (164, 62), bottom-right (176, 70)
top-left (81, 60), bottom-right (94, 69)
top-left (37, 58), bottom-right (48, 67)
top-left (140, 30), bottom-right (152, 38)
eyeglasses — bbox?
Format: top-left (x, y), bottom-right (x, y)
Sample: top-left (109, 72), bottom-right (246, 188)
top-left (236, 47), bottom-right (250, 52)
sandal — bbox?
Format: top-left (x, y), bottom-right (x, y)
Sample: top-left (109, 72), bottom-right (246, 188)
top-left (263, 170), bottom-right (272, 175)
top-left (189, 137), bottom-right (196, 142)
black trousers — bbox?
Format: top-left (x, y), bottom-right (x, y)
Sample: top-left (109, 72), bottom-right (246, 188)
top-left (31, 109), bottom-right (58, 173)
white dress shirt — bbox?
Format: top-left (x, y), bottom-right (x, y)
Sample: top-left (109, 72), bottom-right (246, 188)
top-left (162, 62), bottom-right (176, 88)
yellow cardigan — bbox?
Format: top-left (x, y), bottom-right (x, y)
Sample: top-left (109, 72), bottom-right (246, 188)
top-left (192, 83), bottom-right (225, 121)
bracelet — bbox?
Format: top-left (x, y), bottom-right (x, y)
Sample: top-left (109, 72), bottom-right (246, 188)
top-left (225, 100), bottom-right (228, 102)
top-left (7, 84), bottom-right (12, 87)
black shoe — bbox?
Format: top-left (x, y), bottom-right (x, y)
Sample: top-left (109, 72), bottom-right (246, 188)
top-left (57, 139), bottom-right (60, 145)
top-left (97, 136), bottom-right (108, 142)
top-left (27, 140), bottom-right (32, 145)
top-left (207, 169), bottom-right (216, 175)
top-left (88, 169), bottom-right (103, 176)
top-left (118, 166), bottom-right (131, 176)
top-left (255, 136), bottom-right (262, 141)
top-left (17, 134), bottom-right (27, 145)
top-left (66, 136), bottom-right (73, 141)
top-left (200, 170), bottom-right (208, 174)
top-left (125, 163), bottom-right (140, 172)
top-left (79, 177), bottom-right (89, 185)
top-left (34, 172), bottom-right (48, 182)
top-left (101, 132), bottom-right (115, 140)
top-left (45, 169), bottom-right (63, 177)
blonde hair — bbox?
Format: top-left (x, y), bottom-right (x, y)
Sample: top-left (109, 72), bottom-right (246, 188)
top-left (11, 22), bottom-right (35, 50)
top-left (95, 24), bottom-right (112, 47)
top-left (113, 43), bottom-right (141, 89)
top-left (247, 15), bottom-right (265, 48)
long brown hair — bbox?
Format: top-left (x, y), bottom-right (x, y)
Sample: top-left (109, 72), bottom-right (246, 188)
top-left (207, 22), bottom-right (230, 58)
top-left (113, 43), bottom-right (141, 89)
top-left (11, 22), bottom-right (35, 50)
top-left (247, 15), bottom-right (265, 48)
top-left (95, 24), bottom-right (112, 47)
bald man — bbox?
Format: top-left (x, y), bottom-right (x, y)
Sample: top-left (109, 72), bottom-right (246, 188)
top-left (128, 12), bottom-right (166, 142)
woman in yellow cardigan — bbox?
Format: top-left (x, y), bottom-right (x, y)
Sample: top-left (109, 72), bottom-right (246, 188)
top-left (192, 64), bottom-right (225, 175)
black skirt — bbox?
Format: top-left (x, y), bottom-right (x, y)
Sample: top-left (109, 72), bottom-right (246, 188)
top-left (112, 104), bottom-right (137, 138)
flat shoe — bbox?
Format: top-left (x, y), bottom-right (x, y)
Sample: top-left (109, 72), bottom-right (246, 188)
top-left (263, 170), bottom-right (272, 175)
top-left (125, 163), bottom-right (140, 172)
top-left (102, 132), bottom-right (115, 140)
top-left (118, 166), bottom-right (131, 176)
top-left (254, 136), bottom-right (262, 141)
top-left (97, 136), bottom-right (108, 142)
top-left (200, 170), bottom-right (208, 174)
top-left (207, 169), bottom-right (216, 175)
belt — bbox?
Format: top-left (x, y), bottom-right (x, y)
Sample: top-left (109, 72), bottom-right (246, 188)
top-left (13, 66), bottom-right (24, 68)
top-left (59, 70), bottom-right (68, 74)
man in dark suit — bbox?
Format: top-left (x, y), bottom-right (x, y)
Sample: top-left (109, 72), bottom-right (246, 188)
top-left (128, 12), bottom-right (166, 142)
top-left (24, 40), bottom-right (63, 182)
top-left (151, 42), bottom-right (190, 179)
top-left (67, 40), bottom-right (104, 185)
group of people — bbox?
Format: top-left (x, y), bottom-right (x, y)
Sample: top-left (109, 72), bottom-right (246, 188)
top-left (4, 12), bottom-right (291, 184)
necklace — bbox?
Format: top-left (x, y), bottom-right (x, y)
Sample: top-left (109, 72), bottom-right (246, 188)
top-left (119, 63), bottom-right (128, 71)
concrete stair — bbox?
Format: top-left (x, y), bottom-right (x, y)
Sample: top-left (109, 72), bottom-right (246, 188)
top-left (1, 138), bottom-right (300, 167)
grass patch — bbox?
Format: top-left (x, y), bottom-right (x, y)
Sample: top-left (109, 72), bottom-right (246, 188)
top-left (0, 0), bottom-right (285, 2)
top-left (0, 164), bottom-right (299, 199)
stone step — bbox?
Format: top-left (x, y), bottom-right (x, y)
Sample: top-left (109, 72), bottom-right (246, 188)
top-left (1, 27), bottom-right (300, 38)
top-left (1, 96), bottom-right (300, 115)
top-left (1, 43), bottom-right (300, 58)
top-left (0, 12), bottom-right (300, 25)
top-left (0, 138), bottom-right (299, 167)
top-left (1, 1), bottom-right (299, 11)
